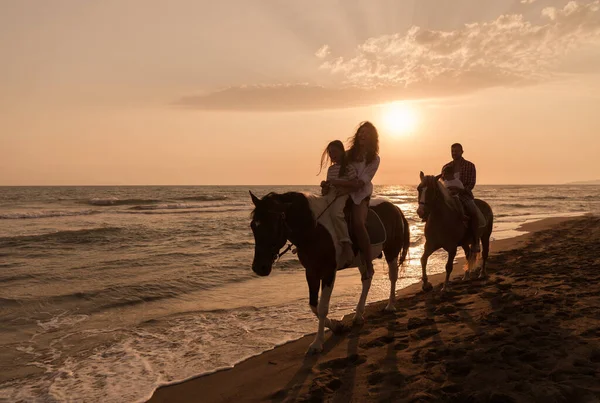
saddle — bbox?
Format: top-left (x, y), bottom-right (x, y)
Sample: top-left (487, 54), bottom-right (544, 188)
top-left (304, 192), bottom-right (387, 269)
top-left (452, 196), bottom-right (486, 230)
top-left (343, 198), bottom-right (387, 247)
top-left (449, 196), bottom-right (468, 226)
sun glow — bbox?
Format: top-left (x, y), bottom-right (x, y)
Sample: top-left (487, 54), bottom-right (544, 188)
top-left (380, 102), bottom-right (419, 136)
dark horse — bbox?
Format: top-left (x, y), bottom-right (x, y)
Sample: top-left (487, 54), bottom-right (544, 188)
top-left (250, 191), bottom-right (409, 354)
top-left (416, 172), bottom-right (494, 292)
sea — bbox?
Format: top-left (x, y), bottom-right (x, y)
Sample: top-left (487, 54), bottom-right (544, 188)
top-left (1, 185), bottom-right (598, 402)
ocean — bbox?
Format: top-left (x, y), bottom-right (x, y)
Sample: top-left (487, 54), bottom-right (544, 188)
top-left (1, 185), bottom-right (598, 402)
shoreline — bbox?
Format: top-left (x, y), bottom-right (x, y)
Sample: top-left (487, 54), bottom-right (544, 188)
top-left (148, 215), bottom-right (589, 403)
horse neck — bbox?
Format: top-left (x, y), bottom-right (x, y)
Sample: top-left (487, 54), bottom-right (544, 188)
top-left (430, 184), bottom-right (460, 222)
top-left (278, 192), bottom-right (317, 246)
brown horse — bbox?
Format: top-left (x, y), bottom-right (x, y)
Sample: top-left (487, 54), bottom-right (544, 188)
top-left (416, 172), bottom-right (494, 292)
top-left (250, 191), bottom-right (410, 354)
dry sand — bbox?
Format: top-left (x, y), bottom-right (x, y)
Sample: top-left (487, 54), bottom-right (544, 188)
top-left (149, 216), bottom-right (600, 403)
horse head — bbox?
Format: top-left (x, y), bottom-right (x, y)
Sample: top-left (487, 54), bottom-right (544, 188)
top-left (417, 171), bottom-right (442, 220)
top-left (249, 191), bottom-right (290, 277)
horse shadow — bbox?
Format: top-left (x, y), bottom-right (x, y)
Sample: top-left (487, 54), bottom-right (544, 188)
top-left (270, 328), bottom-right (351, 403)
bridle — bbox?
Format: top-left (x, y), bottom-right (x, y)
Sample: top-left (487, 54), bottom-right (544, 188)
top-left (418, 177), bottom-right (440, 219)
top-left (272, 210), bottom-right (294, 262)
top-left (256, 194), bottom-right (340, 263)
top-left (256, 209), bottom-right (293, 264)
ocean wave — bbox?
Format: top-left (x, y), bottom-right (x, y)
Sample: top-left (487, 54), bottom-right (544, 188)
top-left (221, 241), bottom-right (255, 249)
top-left (37, 313), bottom-right (89, 331)
top-left (0, 210), bottom-right (99, 220)
top-left (495, 212), bottom-right (534, 218)
top-left (527, 196), bottom-right (569, 200)
top-left (0, 273), bottom-right (35, 283)
top-left (0, 297), bottom-right (20, 307)
top-left (179, 195), bottom-right (229, 202)
top-left (496, 203), bottom-right (549, 209)
top-left (121, 207), bottom-right (249, 215)
top-left (0, 227), bottom-right (123, 247)
top-left (87, 198), bottom-right (161, 206)
top-left (129, 203), bottom-right (199, 210)
top-left (86, 195), bottom-right (228, 206)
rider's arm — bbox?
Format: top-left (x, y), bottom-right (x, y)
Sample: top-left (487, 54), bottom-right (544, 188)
top-left (461, 162), bottom-right (476, 191)
top-left (328, 178), bottom-right (359, 188)
top-left (327, 164), bottom-right (360, 189)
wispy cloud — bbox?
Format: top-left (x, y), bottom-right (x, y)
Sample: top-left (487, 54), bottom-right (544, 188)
top-left (315, 45), bottom-right (331, 59)
top-left (319, 1), bottom-right (600, 89)
top-left (179, 1), bottom-right (600, 111)
top-left (521, 0), bottom-right (537, 4)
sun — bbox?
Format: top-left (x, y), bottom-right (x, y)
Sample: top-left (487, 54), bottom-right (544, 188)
top-left (380, 102), bottom-right (419, 136)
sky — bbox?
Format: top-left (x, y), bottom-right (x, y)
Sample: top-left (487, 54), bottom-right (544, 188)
top-left (1, 0), bottom-right (600, 185)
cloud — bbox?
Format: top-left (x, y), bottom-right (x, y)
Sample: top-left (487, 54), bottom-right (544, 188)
top-left (176, 81), bottom-right (489, 111)
top-left (179, 1), bottom-right (600, 111)
top-left (315, 45), bottom-right (331, 59)
top-left (319, 1), bottom-right (600, 89)
top-left (521, 0), bottom-right (537, 4)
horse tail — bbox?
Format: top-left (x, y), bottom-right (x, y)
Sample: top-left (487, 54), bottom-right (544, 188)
top-left (398, 210), bottom-right (410, 268)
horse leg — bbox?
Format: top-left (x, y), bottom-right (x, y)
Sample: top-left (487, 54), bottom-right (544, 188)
top-left (354, 260), bottom-right (372, 325)
top-left (306, 270), bottom-right (323, 353)
top-left (420, 243), bottom-right (434, 292)
top-left (442, 248), bottom-right (457, 292)
top-left (308, 274), bottom-right (336, 354)
top-left (479, 231), bottom-right (491, 279)
top-left (462, 244), bottom-right (472, 280)
top-left (384, 258), bottom-right (398, 312)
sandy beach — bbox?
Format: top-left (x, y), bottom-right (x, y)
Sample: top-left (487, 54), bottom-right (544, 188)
top-left (149, 216), bottom-right (600, 403)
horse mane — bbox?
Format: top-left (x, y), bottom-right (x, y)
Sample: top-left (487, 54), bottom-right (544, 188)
top-left (425, 176), bottom-right (463, 215)
top-left (251, 192), bottom-right (316, 231)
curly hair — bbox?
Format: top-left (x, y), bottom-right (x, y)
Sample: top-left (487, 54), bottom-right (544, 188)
top-left (346, 121), bottom-right (379, 164)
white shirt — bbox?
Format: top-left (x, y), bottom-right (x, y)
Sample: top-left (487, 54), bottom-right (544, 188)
top-left (350, 155), bottom-right (380, 205)
top-left (442, 178), bottom-right (464, 190)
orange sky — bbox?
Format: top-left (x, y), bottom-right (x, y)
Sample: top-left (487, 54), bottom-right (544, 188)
top-left (1, 0), bottom-right (600, 185)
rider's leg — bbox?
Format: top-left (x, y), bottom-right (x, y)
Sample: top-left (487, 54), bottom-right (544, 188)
top-left (464, 199), bottom-right (480, 252)
top-left (330, 195), bottom-right (353, 268)
top-left (352, 200), bottom-right (373, 279)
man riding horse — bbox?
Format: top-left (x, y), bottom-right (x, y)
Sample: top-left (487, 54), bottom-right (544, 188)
top-left (417, 143), bottom-right (493, 291)
top-left (441, 143), bottom-right (480, 253)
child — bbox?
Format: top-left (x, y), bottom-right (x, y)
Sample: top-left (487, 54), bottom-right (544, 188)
top-left (441, 164), bottom-right (464, 197)
top-left (319, 140), bottom-right (357, 269)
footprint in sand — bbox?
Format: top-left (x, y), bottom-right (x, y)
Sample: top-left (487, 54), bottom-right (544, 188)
top-left (407, 317), bottom-right (435, 329)
top-left (317, 354), bottom-right (367, 370)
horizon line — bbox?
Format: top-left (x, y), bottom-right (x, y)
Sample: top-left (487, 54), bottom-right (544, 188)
top-left (0, 183), bottom-right (597, 187)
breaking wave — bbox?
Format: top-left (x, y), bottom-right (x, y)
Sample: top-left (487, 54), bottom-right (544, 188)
top-left (0, 210), bottom-right (99, 220)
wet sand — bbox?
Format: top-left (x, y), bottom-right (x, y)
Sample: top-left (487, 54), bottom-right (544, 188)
top-left (149, 216), bottom-right (600, 403)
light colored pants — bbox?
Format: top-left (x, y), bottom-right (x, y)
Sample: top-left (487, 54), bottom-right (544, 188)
top-left (327, 192), bottom-right (351, 244)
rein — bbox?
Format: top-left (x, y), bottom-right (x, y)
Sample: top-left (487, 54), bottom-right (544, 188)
top-left (274, 194), bottom-right (341, 261)
top-left (418, 179), bottom-right (442, 221)
top-left (315, 194), bottom-right (341, 221)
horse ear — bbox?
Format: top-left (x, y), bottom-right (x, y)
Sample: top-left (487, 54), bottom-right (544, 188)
top-left (420, 171), bottom-right (425, 180)
top-left (249, 191), bottom-right (261, 207)
top-left (434, 174), bottom-right (442, 181)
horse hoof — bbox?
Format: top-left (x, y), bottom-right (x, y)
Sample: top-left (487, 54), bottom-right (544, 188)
top-left (422, 282), bottom-right (433, 292)
top-left (353, 316), bottom-right (365, 327)
top-left (384, 303), bottom-right (397, 313)
top-left (328, 319), bottom-right (345, 334)
top-left (478, 271), bottom-right (488, 280)
top-left (307, 341), bottom-right (323, 355)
